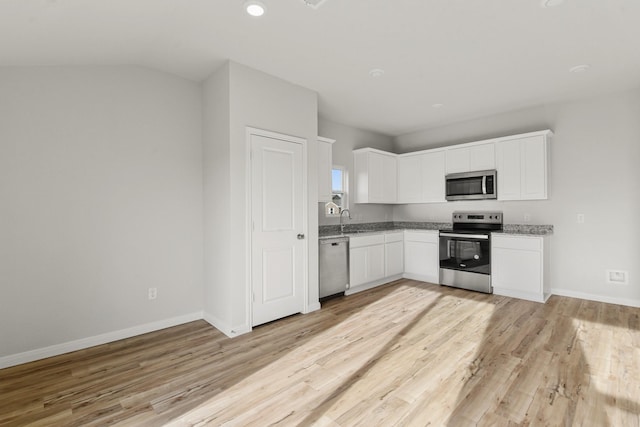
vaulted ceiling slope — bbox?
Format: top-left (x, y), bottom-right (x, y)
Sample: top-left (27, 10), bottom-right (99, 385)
top-left (1, 0), bottom-right (639, 136)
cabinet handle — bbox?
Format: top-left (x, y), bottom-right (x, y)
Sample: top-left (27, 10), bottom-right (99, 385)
top-left (297, 234), bottom-right (305, 240)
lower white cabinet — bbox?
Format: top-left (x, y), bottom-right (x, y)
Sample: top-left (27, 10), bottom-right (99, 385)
top-left (347, 231), bottom-right (405, 295)
top-left (491, 234), bottom-right (549, 302)
top-left (348, 234), bottom-right (386, 294)
top-left (403, 230), bottom-right (440, 283)
top-left (345, 230), bottom-right (551, 303)
top-left (385, 232), bottom-right (404, 277)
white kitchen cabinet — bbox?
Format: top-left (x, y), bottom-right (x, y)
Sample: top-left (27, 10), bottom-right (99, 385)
top-left (445, 143), bottom-right (495, 174)
top-left (317, 136), bottom-right (335, 202)
top-left (348, 234), bottom-right (386, 292)
top-left (492, 234), bottom-right (549, 302)
top-left (385, 232), bottom-right (404, 277)
top-left (403, 230), bottom-right (439, 283)
top-left (421, 151), bottom-right (446, 202)
top-left (397, 155), bottom-right (422, 203)
top-left (348, 231), bottom-right (404, 295)
top-left (496, 131), bottom-right (551, 201)
top-left (353, 148), bottom-right (397, 204)
top-left (397, 150), bottom-right (445, 203)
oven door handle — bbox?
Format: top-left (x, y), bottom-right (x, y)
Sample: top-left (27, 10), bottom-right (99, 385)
top-left (440, 232), bottom-right (489, 240)
top-left (482, 176), bottom-right (487, 194)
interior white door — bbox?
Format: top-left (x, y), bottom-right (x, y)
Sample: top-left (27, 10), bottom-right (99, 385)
top-left (251, 133), bottom-right (305, 326)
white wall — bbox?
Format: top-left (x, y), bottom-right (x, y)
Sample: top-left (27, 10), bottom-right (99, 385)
top-left (394, 89), bottom-right (640, 306)
top-left (318, 118), bottom-right (395, 226)
top-left (202, 63), bottom-right (232, 330)
top-left (203, 61), bottom-right (318, 335)
top-left (0, 67), bottom-right (204, 359)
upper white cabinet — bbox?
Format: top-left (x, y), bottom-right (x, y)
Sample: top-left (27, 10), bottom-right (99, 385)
top-left (397, 155), bottom-right (421, 203)
top-left (353, 129), bottom-right (551, 205)
top-left (317, 136), bottom-right (335, 202)
top-left (445, 143), bottom-right (495, 174)
top-left (353, 148), bottom-right (397, 204)
top-left (496, 131), bottom-right (551, 201)
top-left (397, 151), bottom-right (446, 203)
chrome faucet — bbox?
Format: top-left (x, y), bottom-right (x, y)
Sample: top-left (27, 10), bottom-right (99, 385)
top-left (340, 209), bottom-right (351, 234)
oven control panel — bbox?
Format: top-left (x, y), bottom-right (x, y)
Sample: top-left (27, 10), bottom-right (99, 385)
top-left (452, 211), bottom-right (502, 224)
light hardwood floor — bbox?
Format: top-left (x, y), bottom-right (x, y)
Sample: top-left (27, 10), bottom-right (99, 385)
top-left (1, 279), bottom-right (639, 426)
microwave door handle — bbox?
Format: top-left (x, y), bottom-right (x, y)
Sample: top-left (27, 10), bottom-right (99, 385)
top-left (482, 176), bottom-right (487, 194)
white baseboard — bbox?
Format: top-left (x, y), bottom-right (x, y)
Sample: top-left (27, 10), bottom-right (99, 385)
top-left (550, 288), bottom-right (640, 308)
top-left (203, 312), bottom-right (251, 338)
top-left (306, 302), bottom-right (321, 313)
top-left (493, 288), bottom-right (546, 303)
top-left (402, 273), bottom-right (438, 284)
top-left (0, 311), bottom-right (203, 370)
top-left (345, 274), bottom-right (403, 296)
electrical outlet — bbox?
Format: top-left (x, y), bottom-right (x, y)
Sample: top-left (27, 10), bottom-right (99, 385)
top-left (577, 214), bottom-right (585, 224)
top-left (148, 287), bottom-right (157, 300)
top-left (523, 213), bottom-right (531, 223)
top-left (606, 270), bottom-right (628, 285)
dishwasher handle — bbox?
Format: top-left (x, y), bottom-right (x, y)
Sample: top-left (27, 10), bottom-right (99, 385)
top-left (320, 238), bottom-right (349, 245)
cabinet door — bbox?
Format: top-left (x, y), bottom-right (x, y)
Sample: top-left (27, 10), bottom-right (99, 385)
top-left (367, 152), bottom-right (386, 203)
top-left (492, 248), bottom-right (542, 294)
top-left (349, 247), bottom-right (368, 287)
top-left (469, 143), bottom-right (495, 171)
top-left (382, 154), bottom-right (397, 203)
top-left (368, 244), bottom-right (386, 282)
top-left (421, 151), bottom-right (446, 202)
top-left (397, 155), bottom-right (421, 203)
top-left (385, 241), bottom-right (404, 277)
top-left (497, 135), bottom-right (547, 201)
top-left (496, 140), bottom-right (522, 200)
top-left (445, 147), bottom-right (470, 174)
top-left (317, 138), bottom-right (333, 202)
top-left (521, 136), bottom-right (547, 199)
top-left (404, 240), bottom-right (439, 283)
top-left (350, 244), bottom-right (386, 287)
top-left (446, 144), bottom-right (494, 174)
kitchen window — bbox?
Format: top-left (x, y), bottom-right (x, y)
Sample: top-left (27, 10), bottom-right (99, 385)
top-left (326, 166), bottom-right (348, 216)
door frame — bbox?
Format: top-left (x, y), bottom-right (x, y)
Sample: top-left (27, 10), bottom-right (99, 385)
top-left (245, 127), bottom-right (309, 329)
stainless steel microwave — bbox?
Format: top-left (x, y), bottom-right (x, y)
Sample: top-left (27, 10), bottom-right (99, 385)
top-left (445, 170), bottom-right (497, 201)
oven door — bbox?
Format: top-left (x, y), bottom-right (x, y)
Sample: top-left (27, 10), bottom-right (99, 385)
top-left (439, 232), bottom-right (492, 293)
top-left (439, 232), bottom-right (491, 274)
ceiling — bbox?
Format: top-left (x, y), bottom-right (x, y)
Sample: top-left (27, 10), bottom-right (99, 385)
top-left (1, 0), bottom-right (639, 136)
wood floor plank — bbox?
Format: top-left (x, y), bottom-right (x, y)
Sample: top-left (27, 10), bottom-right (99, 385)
top-left (1, 280), bottom-right (639, 426)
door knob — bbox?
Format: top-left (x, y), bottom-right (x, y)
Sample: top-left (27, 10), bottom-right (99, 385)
top-left (297, 234), bottom-right (305, 240)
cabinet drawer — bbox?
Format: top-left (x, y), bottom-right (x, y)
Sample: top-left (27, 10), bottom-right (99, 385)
top-left (350, 234), bottom-right (385, 248)
top-left (492, 234), bottom-right (542, 251)
top-left (385, 232), bottom-right (404, 243)
top-left (404, 230), bottom-right (438, 244)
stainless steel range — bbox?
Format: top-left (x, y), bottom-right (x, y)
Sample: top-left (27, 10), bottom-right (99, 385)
top-left (439, 211), bottom-right (503, 294)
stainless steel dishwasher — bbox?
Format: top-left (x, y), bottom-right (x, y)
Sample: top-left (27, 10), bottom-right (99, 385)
top-left (319, 236), bottom-right (349, 298)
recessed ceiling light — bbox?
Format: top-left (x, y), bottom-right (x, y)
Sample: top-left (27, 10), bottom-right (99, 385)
top-left (432, 103), bottom-right (444, 108)
top-left (541, 0), bottom-right (564, 8)
top-left (369, 68), bottom-right (385, 78)
top-left (245, 1), bottom-right (266, 17)
top-left (569, 64), bottom-right (590, 73)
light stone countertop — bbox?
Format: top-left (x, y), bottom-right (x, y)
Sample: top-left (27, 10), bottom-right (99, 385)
top-left (319, 221), bottom-right (553, 239)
